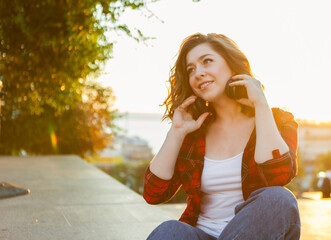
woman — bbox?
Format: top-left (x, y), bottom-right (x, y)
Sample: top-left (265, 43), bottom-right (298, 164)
top-left (143, 33), bottom-right (300, 240)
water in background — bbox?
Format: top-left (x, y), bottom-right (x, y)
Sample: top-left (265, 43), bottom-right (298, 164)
top-left (114, 112), bottom-right (171, 155)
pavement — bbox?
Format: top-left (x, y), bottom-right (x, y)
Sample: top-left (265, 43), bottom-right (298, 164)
top-left (298, 192), bottom-right (331, 240)
top-left (159, 191), bottom-right (331, 240)
top-left (0, 156), bottom-right (172, 240)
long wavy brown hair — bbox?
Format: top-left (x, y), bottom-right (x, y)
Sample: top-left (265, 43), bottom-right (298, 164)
top-left (162, 33), bottom-right (255, 124)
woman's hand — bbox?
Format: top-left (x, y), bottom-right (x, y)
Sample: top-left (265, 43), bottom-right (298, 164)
top-left (230, 74), bottom-right (267, 107)
top-left (171, 95), bottom-right (209, 138)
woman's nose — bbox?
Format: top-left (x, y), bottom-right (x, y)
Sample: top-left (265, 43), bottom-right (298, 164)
top-left (195, 65), bottom-right (206, 77)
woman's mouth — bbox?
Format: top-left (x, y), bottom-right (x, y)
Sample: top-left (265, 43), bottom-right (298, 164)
top-left (199, 81), bottom-right (214, 90)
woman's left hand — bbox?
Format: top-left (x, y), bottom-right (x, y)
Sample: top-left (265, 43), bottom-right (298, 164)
top-left (229, 74), bottom-right (267, 107)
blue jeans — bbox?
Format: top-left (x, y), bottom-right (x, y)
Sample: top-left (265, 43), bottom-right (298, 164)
top-left (147, 187), bottom-right (301, 240)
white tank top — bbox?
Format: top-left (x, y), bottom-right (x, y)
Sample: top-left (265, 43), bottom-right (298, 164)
top-left (196, 152), bottom-right (244, 238)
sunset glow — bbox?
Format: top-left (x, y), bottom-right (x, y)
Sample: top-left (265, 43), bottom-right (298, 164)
top-left (98, 0), bottom-right (331, 123)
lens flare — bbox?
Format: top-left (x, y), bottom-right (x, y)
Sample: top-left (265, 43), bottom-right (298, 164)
top-left (49, 125), bottom-right (58, 152)
top-left (318, 171), bottom-right (326, 178)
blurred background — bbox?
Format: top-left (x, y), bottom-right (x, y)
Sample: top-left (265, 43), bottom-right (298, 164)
top-left (1, 0), bottom-right (331, 203)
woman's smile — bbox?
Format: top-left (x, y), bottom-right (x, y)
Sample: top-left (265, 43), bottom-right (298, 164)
top-left (199, 81), bottom-right (214, 90)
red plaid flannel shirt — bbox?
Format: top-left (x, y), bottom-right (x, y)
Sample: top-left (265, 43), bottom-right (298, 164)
top-left (143, 108), bottom-right (298, 226)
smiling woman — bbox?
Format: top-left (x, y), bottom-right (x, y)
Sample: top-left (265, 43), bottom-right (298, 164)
top-left (143, 33), bottom-right (300, 240)
top-left (163, 33), bottom-right (255, 122)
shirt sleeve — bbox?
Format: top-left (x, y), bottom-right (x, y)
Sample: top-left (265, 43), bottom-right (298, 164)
top-left (143, 164), bottom-right (182, 205)
top-left (258, 108), bottom-right (298, 186)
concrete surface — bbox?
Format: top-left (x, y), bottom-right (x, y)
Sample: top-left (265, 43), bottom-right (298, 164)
top-left (0, 156), bottom-right (171, 240)
top-left (298, 192), bottom-right (331, 240)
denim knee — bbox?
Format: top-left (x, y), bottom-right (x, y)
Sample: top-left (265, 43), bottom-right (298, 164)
top-left (147, 220), bottom-right (179, 240)
top-left (260, 186), bottom-right (298, 207)
top-left (239, 187), bottom-right (299, 214)
top-left (157, 220), bottom-right (181, 230)
top-left (256, 187), bottom-right (300, 220)
top-left (227, 187), bottom-right (300, 240)
top-left (147, 220), bottom-right (212, 240)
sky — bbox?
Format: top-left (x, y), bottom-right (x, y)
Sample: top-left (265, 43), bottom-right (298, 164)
top-left (97, 0), bottom-right (331, 122)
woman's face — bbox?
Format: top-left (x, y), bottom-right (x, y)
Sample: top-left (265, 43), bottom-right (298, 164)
top-left (186, 43), bottom-right (233, 102)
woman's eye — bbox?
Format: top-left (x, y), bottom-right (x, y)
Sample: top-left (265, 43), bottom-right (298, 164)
top-left (204, 58), bottom-right (212, 64)
top-left (187, 68), bottom-right (195, 74)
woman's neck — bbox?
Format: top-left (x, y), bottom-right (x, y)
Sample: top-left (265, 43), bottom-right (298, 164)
top-left (212, 98), bottom-right (248, 124)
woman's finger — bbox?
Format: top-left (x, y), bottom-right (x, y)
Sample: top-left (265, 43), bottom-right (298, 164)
top-left (178, 95), bottom-right (197, 111)
top-left (196, 112), bottom-right (210, 127)
top-left (230, 78), bottom-right (262, 89)
top-left (228, 80), bottom-right (248, 86)
top-left (231, 74), bottom-right (250, 80)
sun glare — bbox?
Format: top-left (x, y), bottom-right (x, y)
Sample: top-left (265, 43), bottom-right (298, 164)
top-left (49, 125), bottom-right (58, 152)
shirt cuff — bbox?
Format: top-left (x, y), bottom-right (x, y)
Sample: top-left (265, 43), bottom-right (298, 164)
top-left (258, 151), bottom-right (292, 167)
top-left (145, 165), bottom-right (172, 189)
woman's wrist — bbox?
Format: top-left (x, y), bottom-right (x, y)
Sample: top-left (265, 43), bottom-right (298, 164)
top-left (168, 126), bottom-right (186, 143)
top-left (253, 96), bottom-right (269, 109)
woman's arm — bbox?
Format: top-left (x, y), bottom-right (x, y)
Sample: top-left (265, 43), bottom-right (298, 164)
top-left (254, 101), bottom-right (290, 164)
top-left (143, 96), bottom-right (209, 204)
top-left (230, 75), bottom-right (292, 164)
top-left (256, 107), bottom-right (298, 185)
top-left (149, 128), bottom-right (185, 180)
top-left (149, 95), bottom-right (209, 180)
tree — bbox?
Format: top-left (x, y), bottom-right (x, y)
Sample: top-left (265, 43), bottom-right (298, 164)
top-left (0, 0), bottom-right (150, 156)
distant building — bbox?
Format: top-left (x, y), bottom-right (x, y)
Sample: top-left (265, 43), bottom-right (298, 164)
top-left (119, 135), bottom-right (154, 162)
top-left (298, 120), bottom-right (331, 163)
top-left (89, 134), bottom-right (153, 166)
top-left (86, 148), bottom-right (123, 166)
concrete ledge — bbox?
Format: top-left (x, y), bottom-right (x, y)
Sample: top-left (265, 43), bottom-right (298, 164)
top-left (0, 156), bottom-right (172, 240)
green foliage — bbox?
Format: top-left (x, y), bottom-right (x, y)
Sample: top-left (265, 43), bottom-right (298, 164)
top-left (100, 160), bottom-right (150, 195)
top-left (0, 0), bottom-right (148, 156)
top-left (100, 160), bottom-right (187, 203)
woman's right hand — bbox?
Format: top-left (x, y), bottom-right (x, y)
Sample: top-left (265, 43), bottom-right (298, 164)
top-left (170, 95), bottom-right (210, 138)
